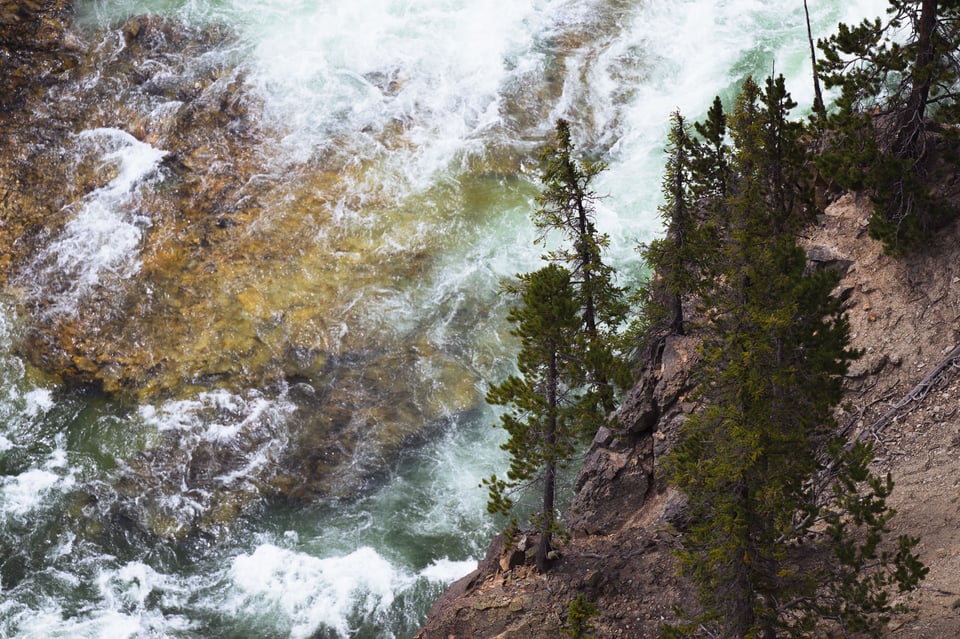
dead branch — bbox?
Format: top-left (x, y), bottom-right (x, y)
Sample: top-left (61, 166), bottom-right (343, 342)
top-left (858, 342), bottom-right (960, 439)
top-left (779, 343), bottom-right (960, 543)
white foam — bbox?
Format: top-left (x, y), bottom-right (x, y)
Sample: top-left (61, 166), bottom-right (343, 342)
top-left (6, 601), bottom-right (193, 639)
top-left (418, 557), bottom-right (477, 584)
top-left (218, 0), bottom-right (569, 190)
top-left (23, 388), bottom-right (54, 418)
top-left (1, 442), bottom-right (76, 517)
top-left (227, 544), bottom-right (407, 638)
top-left (9, 608), bottom-right (143, 639)
top-left (97, 561), bottom-right (165, 611)
top-left (31, 128), bottom-right (166, 314)
top-left (138, 388), bottom-right (294, 442)
top-left (2, 468), bottom-right (62, 515)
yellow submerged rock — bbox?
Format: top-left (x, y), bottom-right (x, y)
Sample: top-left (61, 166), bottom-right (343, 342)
top-left (1, 10), bottom-right (539, 538)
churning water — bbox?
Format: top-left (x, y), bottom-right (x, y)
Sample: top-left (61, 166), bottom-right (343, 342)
top-left (2, 0), bottom-right (887, 637)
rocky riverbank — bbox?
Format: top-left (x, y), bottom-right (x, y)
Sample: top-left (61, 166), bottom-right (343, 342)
top-left (416, 193), bottom-right (960, 638)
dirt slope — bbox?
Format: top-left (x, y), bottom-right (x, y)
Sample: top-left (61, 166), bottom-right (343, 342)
top-left (802, 193), bottom-right (960, 638)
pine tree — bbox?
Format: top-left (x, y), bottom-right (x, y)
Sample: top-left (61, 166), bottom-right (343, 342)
top-left (534, 119), bottom-right (630, 415)
top-left (483, 264), bottom-right (585, 573)
top-left (643, 111), bottom-right (704, 335)
top-left (691, 96), bottom-right (730, 207)
top-left (804, 0), bottom-right (827, 121)
top-left (563, 594), bottom-right (599, 639)
top-left (665, 77), bottom-right (926, 638)
top-left (817, 0), bottom-right (960, 254)
top-left (687, 96), bottom-right (729, 281)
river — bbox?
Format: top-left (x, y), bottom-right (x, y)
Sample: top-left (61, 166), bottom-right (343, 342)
top-left (0, 0), bottom-right (886, 637)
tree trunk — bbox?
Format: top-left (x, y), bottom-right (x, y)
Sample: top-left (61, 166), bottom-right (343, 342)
top-left (670, 150), bottom-right (687, 336)
top-left (537, 347), bottom-right (559, 573)
top-left (804, 0), bottom-right (825, 120)
top-left (566, 141), bottom-right (614, 413)
top-left (572, 180), bottom-right (597, 337)
top-left (671, 292), bottom-right (684, 335)
top-left (536, 457), bottom-right (556, 573)
top-left (728, 483), bottom-right (757, 638)
top-left (894, 0), bottom-right (937, 155)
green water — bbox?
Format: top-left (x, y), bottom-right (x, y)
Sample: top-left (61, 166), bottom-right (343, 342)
top-left (0, 0), bottom-right (889, 637)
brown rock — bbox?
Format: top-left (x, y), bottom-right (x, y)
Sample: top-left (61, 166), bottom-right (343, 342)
top-left (499, 547), bottom-right (525, 572)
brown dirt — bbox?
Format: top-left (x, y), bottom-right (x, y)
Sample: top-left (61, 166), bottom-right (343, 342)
top-left (802, 193), bottom-right (960, 638)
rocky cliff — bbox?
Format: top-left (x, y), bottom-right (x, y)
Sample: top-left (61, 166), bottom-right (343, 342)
top-left (416, 193), bottom-right (960, 638)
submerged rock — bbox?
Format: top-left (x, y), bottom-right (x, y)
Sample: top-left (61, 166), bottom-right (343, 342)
top-left (0, 0), bottom-right (75, 109)
top-left (0, 8), bottom-right (505, 540)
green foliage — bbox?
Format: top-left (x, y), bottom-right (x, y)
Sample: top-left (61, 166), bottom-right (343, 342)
top-left (691, 96), bottom-right (730, 205)
top-left (563, 594), bottom-right (599, 639)
top-left (817, 0), bottom-right (960, 254)
top-left (642, 111), bottom-right (706, 335)
top-left (818, 0), bottom-right (960, 120)
top-left (663, 76), bottom-right (925, 638)
top-left (642, 98), bottom-right (733, 338)
top-left (482, 264), bottom-right (588, 572)
top-left (814, 89), bottom-right (951, 256)
top-left (814, 441), bottom-right (928, 636)
top-left (484, 121), bottom-right (634, 573)
top-left (484, 120), bottom-right (634, 573)
top-left (535, 119), bottom-right (631, 412)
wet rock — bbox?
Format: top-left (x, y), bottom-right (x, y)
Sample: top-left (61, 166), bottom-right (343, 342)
top-left (569, 334), bottom-right (699, 537)
top-left (1, 4), bottom-right (511, 541)
top-left (0, 0), bottom-right (74, 109)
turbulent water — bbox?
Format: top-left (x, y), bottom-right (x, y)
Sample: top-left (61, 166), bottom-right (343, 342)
top-left (1, 0), bottom-right (888, 637)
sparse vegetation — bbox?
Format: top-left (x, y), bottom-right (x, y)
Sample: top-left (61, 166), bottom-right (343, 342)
top-left (563, 594), bottom-right (599, 639)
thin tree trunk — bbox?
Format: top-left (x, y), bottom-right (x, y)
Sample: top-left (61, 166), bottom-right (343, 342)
top-left (670, 142), bottom-right (687, 336)
top-left (572, 178), bottom-right (597, 337)
top-left (537, 347), bottom-right (559, 573)
top-left (671, 292), bottom-right (684, 335)
top-left (804, 0), bottom-right (825, 120)
top-left (728, 483), bottom-right (757, 638)
top-left (566, 142), bottom-right (614, 413)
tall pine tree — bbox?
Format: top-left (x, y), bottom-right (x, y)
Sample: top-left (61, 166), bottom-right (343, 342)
top-left (534, 119), bottom-right (630, 415)
top-left (642, 97), bottom-right (735, 340)
top-left (483, 264), bottom-right (585, 573)
top-left (643, 110), bottom-right (707, 335)
top-left (665, 77), bottom-right (925, 638)
top-left (485, 122), bottom-right (633, 573)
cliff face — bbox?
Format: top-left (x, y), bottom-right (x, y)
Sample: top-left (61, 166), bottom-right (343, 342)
top-left (416, 331), bottom-right (699, 639)
top-left (417, 193), bottom-right (960, 638)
